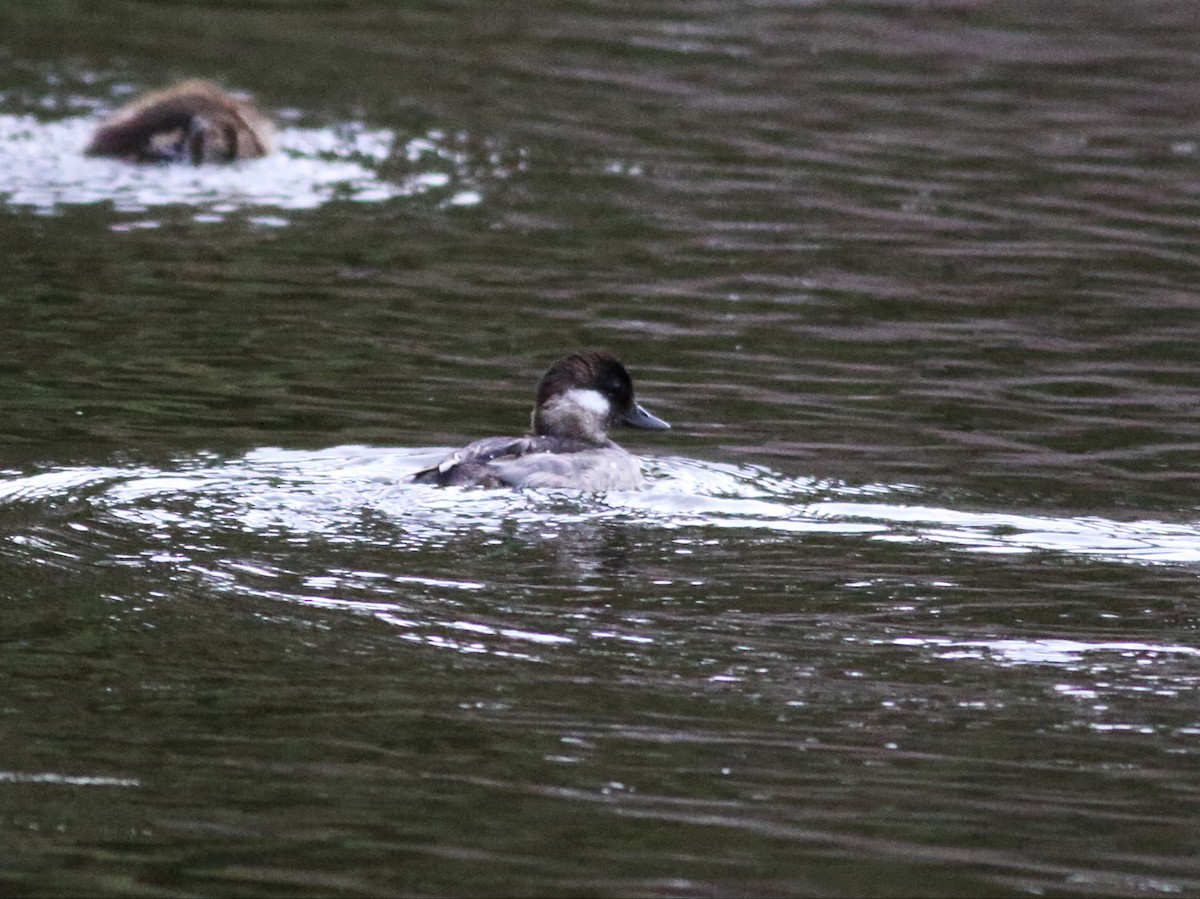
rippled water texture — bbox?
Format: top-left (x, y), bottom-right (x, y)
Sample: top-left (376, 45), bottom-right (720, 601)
top-left (2, 1), bottom-right (1200, 897)
top-left (0, 113), bottom-right (497, 222)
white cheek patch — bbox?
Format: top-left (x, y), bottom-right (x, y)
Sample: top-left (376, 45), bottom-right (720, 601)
top-left (563, 388), bottom-right (611, 418)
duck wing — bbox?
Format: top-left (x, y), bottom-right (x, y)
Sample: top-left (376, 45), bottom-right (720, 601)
top-left (412, 436), bottom-right (595, 488)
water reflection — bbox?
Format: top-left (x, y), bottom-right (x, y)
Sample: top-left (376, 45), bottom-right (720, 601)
top-left (893, 636), bottom-right (1200, 666)
top-left (0, 771), bottom-right (140, 788)
top-left (3, 457), bottom-right (1197, 894)
top-left (5, 446), bottom-right (1200, 566)
top-left (4, 1), bottom-right (1200, 894)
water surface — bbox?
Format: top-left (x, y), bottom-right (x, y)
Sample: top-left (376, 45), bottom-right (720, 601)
top-left (2, 1), bottom-right (1200, 896)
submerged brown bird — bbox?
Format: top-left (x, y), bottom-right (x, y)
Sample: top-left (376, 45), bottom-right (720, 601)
top-left (85, 79), bottom-right (273, 165)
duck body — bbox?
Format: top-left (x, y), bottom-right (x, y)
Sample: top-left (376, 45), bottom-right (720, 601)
top-left (418, 434), bottom-right (646, 491)
top-left (413, 351), bottom-right (670, 492)
top-left (85, 79), bottom-right (273, 165)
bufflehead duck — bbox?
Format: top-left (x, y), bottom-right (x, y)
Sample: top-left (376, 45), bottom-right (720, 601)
top-left (413, 351), bottom-right (670, 491)
top-left (85, 79), bottom-right (273, 165)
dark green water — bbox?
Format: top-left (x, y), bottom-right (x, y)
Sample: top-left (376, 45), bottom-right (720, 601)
top-left (2, 2), bottom-right (1200, 896)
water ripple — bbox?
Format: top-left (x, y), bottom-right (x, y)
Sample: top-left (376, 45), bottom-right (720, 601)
top-left (3, 446), bottom-right (1199, 569)
top-left (0, 113), bottom-right (520, 223)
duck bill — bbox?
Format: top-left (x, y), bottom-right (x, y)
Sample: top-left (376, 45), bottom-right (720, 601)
top-left (622, 402), bottom-right (670, 430)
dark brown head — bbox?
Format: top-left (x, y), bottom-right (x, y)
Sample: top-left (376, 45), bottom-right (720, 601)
top-left (85, 79), bottom-right (273, 165)
top-left (532, 351), bottom-right (669, 443)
